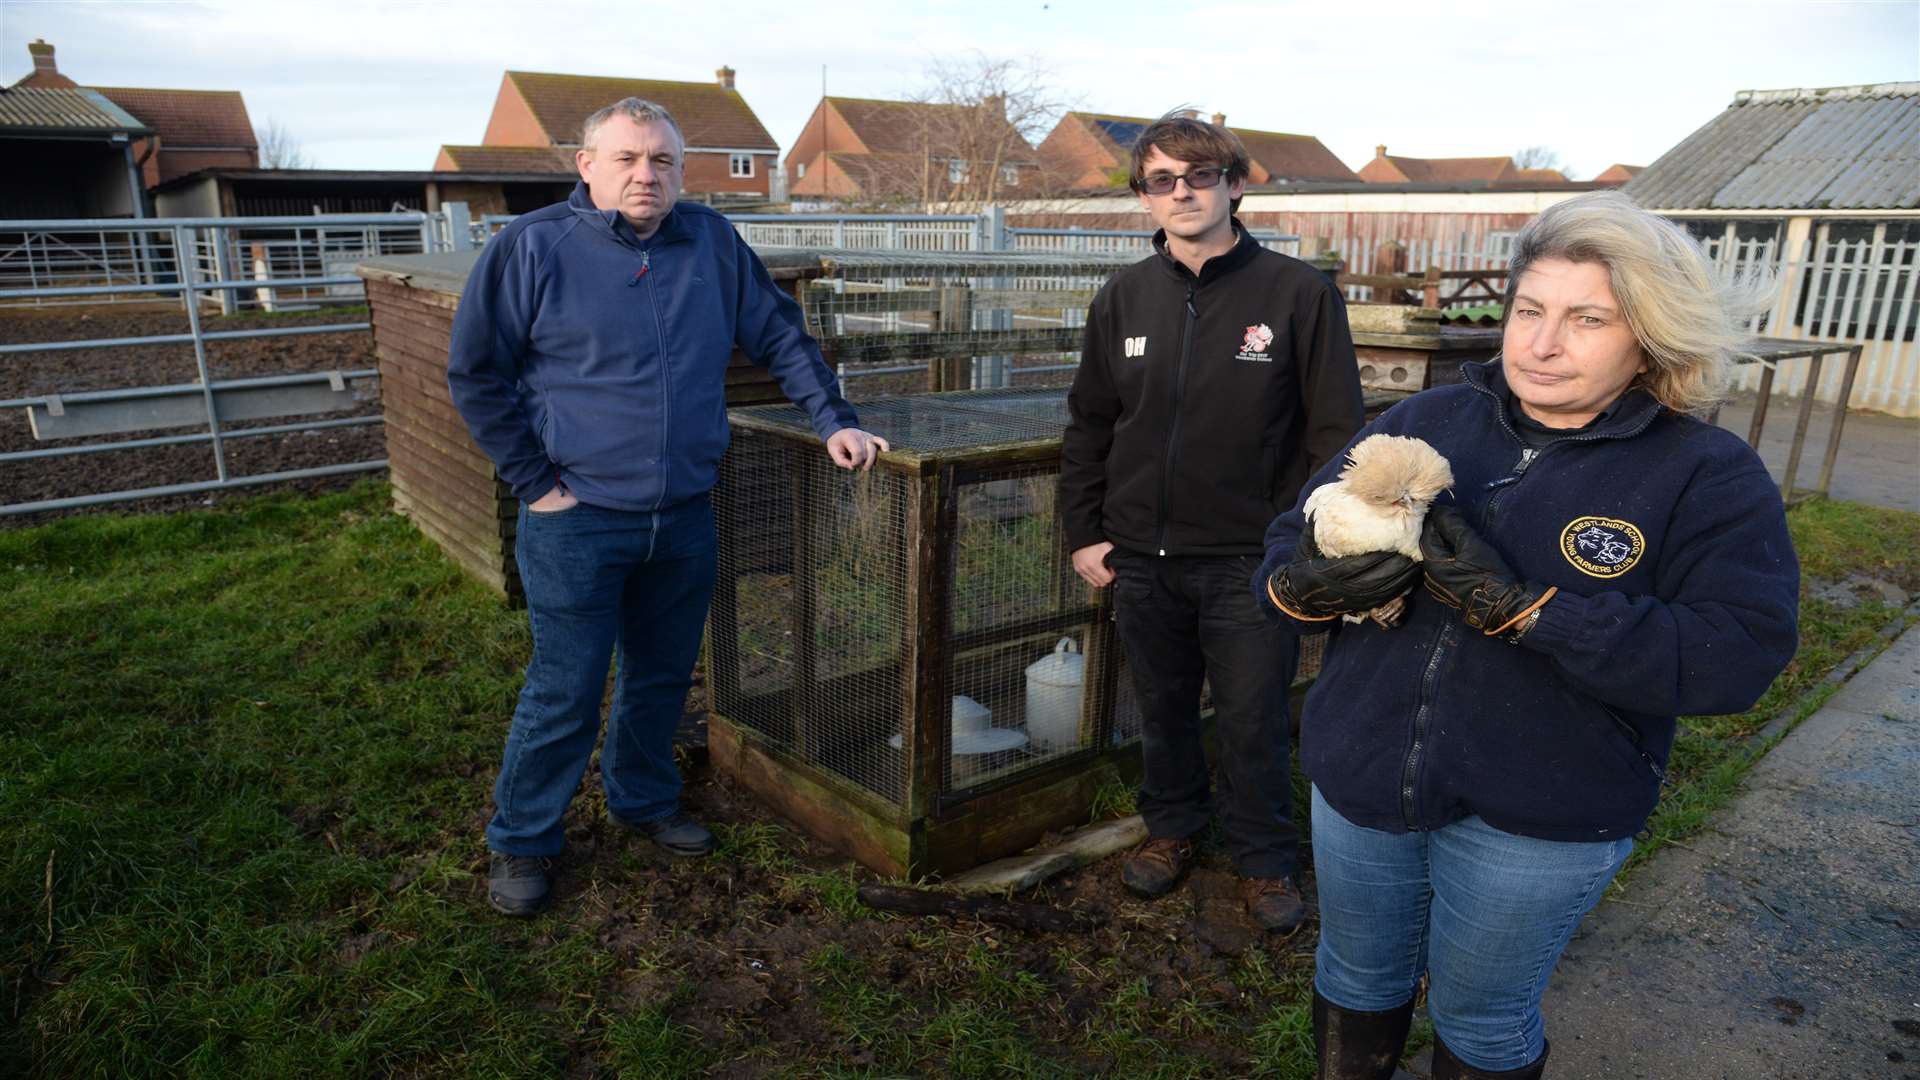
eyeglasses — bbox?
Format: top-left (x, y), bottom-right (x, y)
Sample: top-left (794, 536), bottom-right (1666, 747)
top-left (1138, 166), bottom-right (1226, 195)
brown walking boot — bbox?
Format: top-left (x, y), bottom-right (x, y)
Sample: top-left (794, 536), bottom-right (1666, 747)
top-left (1121, 836), bottom-right (1195, 898)
top-left (1242, 875), bottom-right (1307, 934)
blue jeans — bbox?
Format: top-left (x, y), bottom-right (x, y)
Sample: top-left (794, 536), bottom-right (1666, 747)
top-left (1111, 551), bottom-right (1300, 879)
top-left (485, 495), bottom-right (717, 856)
top-left (1310, 785), bottom-right (1630, 1071)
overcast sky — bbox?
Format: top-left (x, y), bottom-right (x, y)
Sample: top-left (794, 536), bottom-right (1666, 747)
top-left (3, 0), bottom-right (1915, 180)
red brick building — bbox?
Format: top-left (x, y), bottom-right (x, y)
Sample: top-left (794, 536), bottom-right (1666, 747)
top-left (1357, 146), bottom-right (1570, 186)
top-left (437, 67), bottom-right (779, 201)
top-left (1593, 163), bottom-right (1644, 185)
top-left (1037, 111), bottom-right (1357, 191)
top-left (784, 96), bottom-right (1043, 204)
top-left (11, 39), bottom-right (258, 194)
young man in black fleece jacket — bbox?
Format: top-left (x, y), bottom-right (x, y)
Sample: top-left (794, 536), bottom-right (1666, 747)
top-left (1059, 112), bottom-right (1364, 933)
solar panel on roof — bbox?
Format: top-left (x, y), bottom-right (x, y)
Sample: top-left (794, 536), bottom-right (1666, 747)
top-left (1093, 119), bottom-right (1147, 148)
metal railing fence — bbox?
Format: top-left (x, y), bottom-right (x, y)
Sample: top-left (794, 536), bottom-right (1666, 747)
top-left (0, 215), bottom-right (408, 516)
top-left (0, 214), bottom-right (436, 313)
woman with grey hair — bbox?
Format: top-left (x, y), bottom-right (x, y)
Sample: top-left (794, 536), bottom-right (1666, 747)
top-left (1254, 191), bottom-right (1800, 1079)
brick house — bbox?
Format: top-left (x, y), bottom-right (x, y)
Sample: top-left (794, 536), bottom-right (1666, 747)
top-left (1358, 146), bottom-right (1572, 186)
top-left (11, 39), bottom-right (258, 192)
top-left (1037, 111), bottom-right (1357, 191)
top-left (784, 96), bottom-right (1043, 204)
top-left (1593, 163), bottom-right (1644, 185)
top-left (436, 67), bottom-right (779, 200)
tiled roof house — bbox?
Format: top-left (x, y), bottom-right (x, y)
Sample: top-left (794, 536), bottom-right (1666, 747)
top-left (784, 95), bottom-right (1043, 203)
top-left (1037, 111), bottom-right (1357, 191)
top-left (1357, 145), bottom-right (1518, 185)
top-left (436, 67), bottom-right (780, 198)
top-left (11, 39), bottom-right (257, 188)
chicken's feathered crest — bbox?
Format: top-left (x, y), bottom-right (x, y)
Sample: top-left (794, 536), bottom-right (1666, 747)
top-left (1337, 434), bottom-right (1454, 509)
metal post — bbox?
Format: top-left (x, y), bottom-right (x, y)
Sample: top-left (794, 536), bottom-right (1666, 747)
top-left (120, 137), bottom-right (147, 219)
top-left (418, 214), bottom-right (436, 254)
top-left (982, 206), bottom-right (1012, 388)
top-left (1814, 345), bottom-right (1864, 500)
top-left (1746, 365), bottom-right (1776, 449)
top-left (175, 225), bottom-right (229, 484)
top-left (212, 225), bottom-right (237, 315)
top-left (444, 202), bottom-right (474, 252)
top-left (1779, 350), bottom-right (1826, 502)
top-left (833, 220), bottom-right (846, 248)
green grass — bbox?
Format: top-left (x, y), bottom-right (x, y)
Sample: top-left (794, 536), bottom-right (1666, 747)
top-left (1, 483), bottom-right (1913, 1077)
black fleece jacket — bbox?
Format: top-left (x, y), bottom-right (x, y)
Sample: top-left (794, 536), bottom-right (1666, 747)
top-left (1255, 361), bottom-right (1800, 841)
top-left (1060, 222), bottom-right (1364, 557)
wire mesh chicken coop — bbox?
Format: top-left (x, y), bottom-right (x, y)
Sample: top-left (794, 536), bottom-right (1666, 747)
top-left (707, 387), bottom-right (1151, 878)
top-left (787, 249), bottom-right (1139, 397)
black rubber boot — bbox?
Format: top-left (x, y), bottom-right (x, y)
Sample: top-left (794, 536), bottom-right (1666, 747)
top-left (1430, 1035), bottom-right (1549, 1079)
top-left (1313, 990), bottom-right (1414, 1080)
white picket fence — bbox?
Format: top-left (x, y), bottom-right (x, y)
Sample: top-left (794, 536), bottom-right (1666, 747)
top-left (1701, 222), bottom-right (1920, 416)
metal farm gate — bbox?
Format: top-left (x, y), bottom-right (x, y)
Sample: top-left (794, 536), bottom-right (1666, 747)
top-left (0, 214), bottom-right (439, 517)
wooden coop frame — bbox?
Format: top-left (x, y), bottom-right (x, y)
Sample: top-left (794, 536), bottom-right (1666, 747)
top-left (706, 390), bottom-right (1140, 879)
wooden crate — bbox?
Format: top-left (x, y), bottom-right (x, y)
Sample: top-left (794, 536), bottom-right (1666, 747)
top-left (706, 390), bottom-right (1149, 879)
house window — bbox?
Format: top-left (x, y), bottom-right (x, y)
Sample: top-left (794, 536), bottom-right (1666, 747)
top-left (947, 159), bottom-right (969, 184)
top-left (729, 153), bottom-right (755, 178)
top-left (1001, 165), bottom-right (1019, 186)
top-left (795, 162), bottom-right (807, 178)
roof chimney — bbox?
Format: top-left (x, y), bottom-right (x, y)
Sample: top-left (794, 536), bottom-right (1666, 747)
top-left (1211, 112), bottom-right (1226, 127)
top-left (715, 66), bottom-right (736, 91)
top-left (19, 39), bottom-right (77, 89)
top-left (1375, 144), bottom-right (1388, 158)
top-left (29, 39), bottom-right (57, 76)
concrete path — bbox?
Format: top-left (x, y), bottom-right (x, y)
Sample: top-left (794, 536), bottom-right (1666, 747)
top-left (1713, 396), bottom-right (1920, 513)
top-left (1542, 621), bottom-right (1920, 1079)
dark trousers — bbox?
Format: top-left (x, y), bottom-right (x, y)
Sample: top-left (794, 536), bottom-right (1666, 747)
top-left (1111, 550), bottom-right (1300, 879)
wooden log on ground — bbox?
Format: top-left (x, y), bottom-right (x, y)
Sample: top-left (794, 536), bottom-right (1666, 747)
top-left (855, 883), bottom-right (1107, 933)
top-left (944, 814), bottom-right (1147, 895)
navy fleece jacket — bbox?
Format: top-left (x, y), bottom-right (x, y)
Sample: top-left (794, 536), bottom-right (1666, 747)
top-left (1255, 361), bottom-right (1800, 841)
top-left (447, 184), bottom-right (857, 512)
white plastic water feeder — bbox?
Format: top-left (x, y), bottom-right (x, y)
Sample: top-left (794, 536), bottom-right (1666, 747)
top-left (891, 694), bottom-right (1028, 785)
top-left (1024, 637), bottom-right (1085, 753)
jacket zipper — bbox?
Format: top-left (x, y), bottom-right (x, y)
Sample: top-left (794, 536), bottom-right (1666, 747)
top-left (1395, 372), bottom-right (1667, 824)
top-left (1469, 373), bottom-right (1659, 529)
top-left (1604, 704), bottom-right (1668, 781)
top-left (639, 248), bottom-right (672, 512)
top-left (1401, 619), bottom-right (1455, 827)
top-left (1155, 282), bottom-right (1199, 556)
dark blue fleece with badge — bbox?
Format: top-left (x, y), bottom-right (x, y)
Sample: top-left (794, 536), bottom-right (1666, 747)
top-left (1256, 360), bottom-right (1800, 842)
top-left (447, 183), bottom-right (855, 512)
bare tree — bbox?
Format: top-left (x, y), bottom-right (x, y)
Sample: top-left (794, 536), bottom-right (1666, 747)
top-left (256, 119), bottom-right (312, 170)
top-left (1513, 145), bottom-right (1563, 171)
top-left (901, 53), bottom-right (1074, 208)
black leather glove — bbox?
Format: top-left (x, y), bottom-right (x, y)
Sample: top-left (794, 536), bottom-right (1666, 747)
top-left (1419, 506), bottom-right (1557, 638)
top-left (1267, 530), bottom-right (1421, 621)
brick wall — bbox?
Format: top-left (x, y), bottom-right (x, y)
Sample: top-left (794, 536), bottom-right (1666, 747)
top-left (684, 150), bottom-right (774, 196)
top-left (481, 76), bottom-right (549, 147)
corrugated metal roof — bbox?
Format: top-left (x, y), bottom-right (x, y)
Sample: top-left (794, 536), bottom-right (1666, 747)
top-left (1626, 82), bottom-right (1920, 211)
top-left (0, 86), bottom-right (148, 135)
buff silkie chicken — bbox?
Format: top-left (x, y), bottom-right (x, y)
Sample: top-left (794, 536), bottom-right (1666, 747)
top-left (1302, 433), bottom-right (1454, 627)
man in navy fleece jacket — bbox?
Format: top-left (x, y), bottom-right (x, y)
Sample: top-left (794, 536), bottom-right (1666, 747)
top-left (448, 97), bottom-right (886, 916)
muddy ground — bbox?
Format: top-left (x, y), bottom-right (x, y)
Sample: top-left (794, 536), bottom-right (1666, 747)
top-left (479, 744), bottom-right (1323, 1076)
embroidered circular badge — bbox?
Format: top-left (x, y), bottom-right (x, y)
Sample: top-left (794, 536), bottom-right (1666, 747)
top-left (1560, 516), bottom-right (1646, 578)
